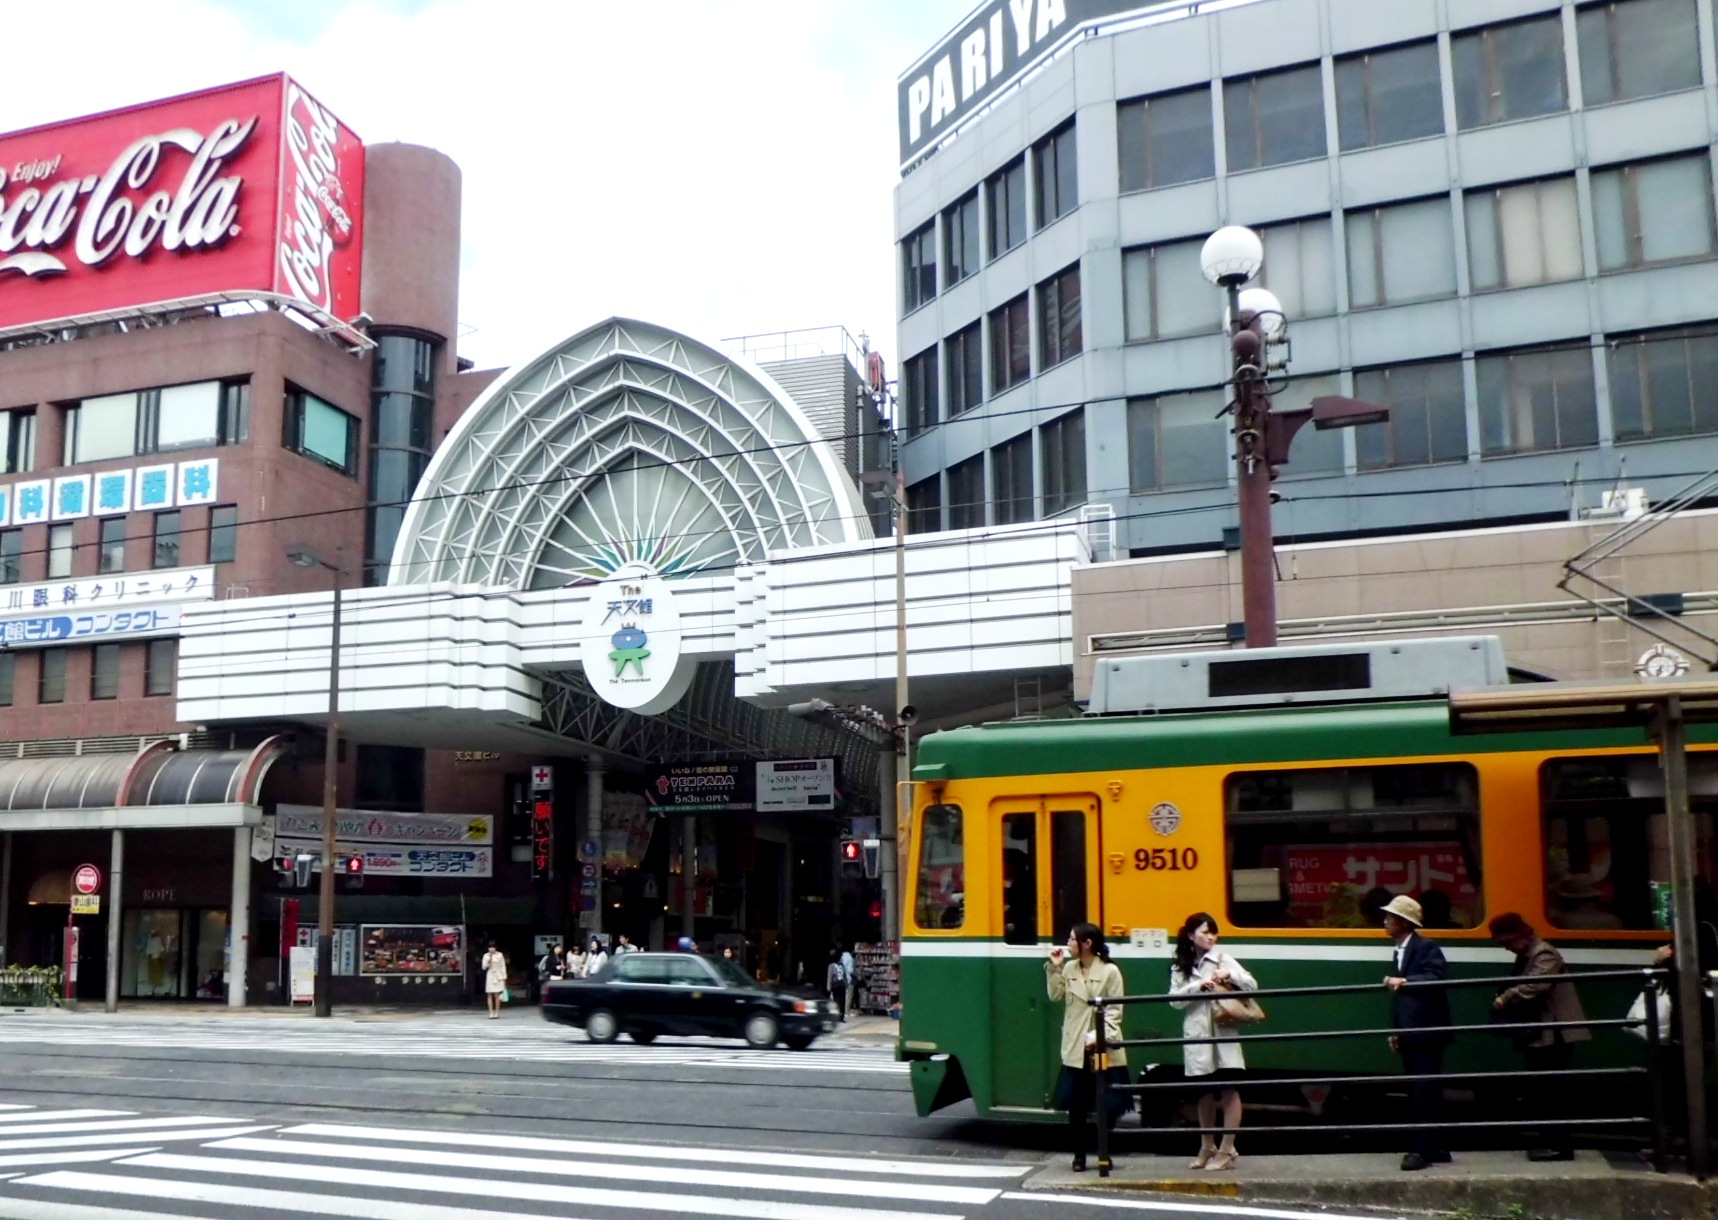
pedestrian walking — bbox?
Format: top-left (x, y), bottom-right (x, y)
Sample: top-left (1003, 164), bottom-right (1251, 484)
top-left (537, 943), bottom-right (565, 982)
top-left (481, 940), bottom-right (508, 1019)
top-left (1169, 912), bottom-right (1256, 1171)
top-left (585, 936), bottom-right (609, 976)
top-left (1489, 913), bottom-right (1590, 1161)
top-left (840, 945), bottom-right (856, 1019)
top-left (826, 949), bottom-right (849, 1019)
top-left (1381, 895), bottom-right (1452, 1171)
top-left (613, 933), bottom-right (638, 955)
top-left (1046, 922), bottom-right (1128, 1173)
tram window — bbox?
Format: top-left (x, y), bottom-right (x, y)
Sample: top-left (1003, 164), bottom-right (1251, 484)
top-left (1051, 810), bottom-right (1088, 939)
top-left (1224, 762), bottom-right (1483, 929)
top-left (1540, 755), bottom-right (1718, 932)
top-left (915, 804), bottom-right (966, 931)
top-left (1002, 813), bottom-right (1038, 944)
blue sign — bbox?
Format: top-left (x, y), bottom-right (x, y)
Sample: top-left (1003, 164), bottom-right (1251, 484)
top-left (0, 607), bottom-right (180, 647)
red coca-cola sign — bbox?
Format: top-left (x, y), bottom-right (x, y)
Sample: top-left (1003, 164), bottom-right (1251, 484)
top-left (0, 74), bottom-right (364, 333)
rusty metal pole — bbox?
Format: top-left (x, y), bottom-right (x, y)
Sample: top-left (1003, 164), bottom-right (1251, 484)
top-left (1229, 288), bottom-right (1277, 649)
top-left (1658, 695), bottom-right (1708, 1175)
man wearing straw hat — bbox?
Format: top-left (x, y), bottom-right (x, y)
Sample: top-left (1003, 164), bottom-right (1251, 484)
top-left (1382, 894), bottom-right (1452, 1171)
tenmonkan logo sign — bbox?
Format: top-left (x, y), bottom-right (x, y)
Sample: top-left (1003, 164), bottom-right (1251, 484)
top-left (576, 564), bottom-right (697, 715)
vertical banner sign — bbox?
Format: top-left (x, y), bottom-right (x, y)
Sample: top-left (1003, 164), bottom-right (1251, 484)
top-left (532, 800), bottom-right (554, 881)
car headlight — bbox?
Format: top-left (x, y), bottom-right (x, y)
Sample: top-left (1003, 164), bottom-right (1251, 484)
top-left (793, 1000), bottom-right (816, 1014)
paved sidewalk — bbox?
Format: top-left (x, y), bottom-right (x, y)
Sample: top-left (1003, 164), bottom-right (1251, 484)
top-left (1027, 1149), bottom-right (1710, 1220)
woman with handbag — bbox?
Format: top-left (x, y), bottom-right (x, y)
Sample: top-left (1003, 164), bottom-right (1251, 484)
top-left (1047, 922), bottom-right (1129, 1173)
top-left (1170, 912), bottom-right (1258, 1171)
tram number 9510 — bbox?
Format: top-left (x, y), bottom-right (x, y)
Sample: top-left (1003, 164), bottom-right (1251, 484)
top-left (1134, 847), bottom-right (1198, 871)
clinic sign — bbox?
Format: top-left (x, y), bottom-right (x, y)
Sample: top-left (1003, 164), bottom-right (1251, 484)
top-left (577, 563), bottom-right (697, 715)
top-left (0, 565), bottom-right (212, 649)
top-left (899, 0), bottom-right (1171, 169)
top-left (0, 74), bottom-right (364, 332)
top-left (0, 458), bottom-right (218, 527)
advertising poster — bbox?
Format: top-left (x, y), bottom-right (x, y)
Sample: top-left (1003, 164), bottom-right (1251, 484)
top-left (288, 946), bottom-right (316, 1003)
top-left (755, 758), bottom-right (840, 813)
top-left (646, 762), bottom-right (754, 814)
top-left (1283, 841), bottom-right (1478, 928)
top-left (359, 925), bottom-right (465, 977)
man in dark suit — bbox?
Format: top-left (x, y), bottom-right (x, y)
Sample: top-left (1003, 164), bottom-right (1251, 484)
top-left (1382, 894), bottom-right (1452, 1171)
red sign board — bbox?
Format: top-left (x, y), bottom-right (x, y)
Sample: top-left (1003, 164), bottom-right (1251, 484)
top-left (72, 863), bottom-right (102, 895)
top-left (1284, 841), bottom-right (1478, 927)
top-left (0, 74), bottom-right (364, 333)
top-left (531, 799), bottom-right (554, 881)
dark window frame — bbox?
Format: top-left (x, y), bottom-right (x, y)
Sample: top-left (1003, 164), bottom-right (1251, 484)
top-left (989, 295), bottom-right (1031, 394)
top-left (145, 638), bottom-right (176, 698)
top-left (902, 220), bottom-right (937, 313)
top-left (986, 157), bottom-right (1028, 260)
top-left (1452, 13), bottom-right (1569, 130)
top-left (284, 386), bottom-right (361, 476)
top-left (1033, 121), bottom-right (1078, 230)
top-left (947, 454), bottom-right (985, 531)
top-left (902, 349), bottom-right (939, 437)
top-left (943, 190), bottom-right (981, 286)
top-left (152, 511), bottom-right (181, 570)
top-left (1354, 359), bottom-right (1471, 471)
top-left (946, 323), bottom-right (985, 416)
top-left (1224, 62), bottom-right (1328, 172)
top-left (1040, 410), bottom-right (1086, 517)
top-left (1334, 39), bottom-right (1445, 151)
top-left (47, 522), bottom-right (74, 580)
top-left (98, 517), bottom-right (126, 575)
top-left (38, 647), bottom-right (67, 705)
top-left (1117, 86), bottom-right (1215, 192)
top-left (906, 476), bottom-right (942, 534)
top-left (1037, 264), bottom-right (1083, 368)
top-left (1577, 0), bottom-right (1702, 107)
top-left (208, 504), bottom-right (239, 565)
top-left (91, 642), bottom-right (121, 700)
top-left (992, 433), bottom-right (1035, 525)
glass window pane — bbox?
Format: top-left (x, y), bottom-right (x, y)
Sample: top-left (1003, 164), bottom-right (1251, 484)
top-left (1223, 77), bottom-right (1257, 172)
top-left (1122, 248), bottom-right (1152, 340)
top-left (1538, 178), bottom-right (1583, 282)
top-left (99, 518), bottom-right (126, 574)
top-left (1050, 810), bottom-right (1088, 939)
top-left (1273, 375), bottom-right (1344, 474)
top-left (0, 654), bottom-right (13, 706)
top-left (209, 505), bottom-right (238, 565)
top-left (1368, 41), bottom-right (1444, 146)
top-left (1126, 399), bottom-right (1161, 490)
top-left (302, 396), bottom-right (355, 470)
top-left (916, 804), bottom-right (965, 931)
top-left (153, 382), bottom-right (221, 450)
top-left (1002, 812), bottom-right (1037, 944)
top-left (1465, 193), bottom-right (1502, 289)
top-left (1498, 185), bottom-right (1548, 284)
top-left (948, 456), bottom-right (985, 530)
top-left (1154, 390), bottom-right (1229, 488)
top-left (39, 648), bottom-right (66, 704)
top-left (1451, 33), bottom-right (1487, 129)
top-left (1253, 64), bottom-right (1326, 168)
top-left (1576, 6), bottom-right (1614, 105)
top-left (1151, 88), bottom-right (1215, 187)
top-left (92, 643), bottom-right (121, 700)
top-left (1346, 211), bottom-right (1380, 306)
top-left (73, 393), bottom-right (138, 464)
top-left (1153, 240), bottom-right (1213, 337)
top-left (1379, 198), bottom-right (1457, 302)
top-left (146, 639), bottom-right (175, 697)
top-left (153, 511), bottom-right (181, 569)
top-left (1590, 169), bottom-right (1629, 270)
top-left (1608, 337), bottom-right (1647, 438)
top-left (1635, 158), bottom-right (1716, 263)
top-left (47, 524), bottom-right (73, 579)
top-left (1496, 18), bottom-right (1568, 122)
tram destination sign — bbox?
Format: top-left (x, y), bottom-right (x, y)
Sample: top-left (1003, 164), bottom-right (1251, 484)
top-left (899, 0), bottom-right (1168, 169)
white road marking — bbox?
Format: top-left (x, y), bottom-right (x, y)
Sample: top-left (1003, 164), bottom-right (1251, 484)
top-left (0, 1125), bottom-right (272, 1153)
top-left (1004, 1191), bottom-right (1406, 1220)
top-left (0, 1198), bottom-right (217, 1220)
top-left (0, 1117), bottom-right (258, 1139)
top-left (0, 1148), bottom-right (163, 1170)
top-left (95, 1152), bottom-right (966, 1220)
top-left (205, 1135), bottom-right (1000, 1205)
top-left (0, 1111), bottom-right (128, 1125)
top-left (282, 1122), bottom-right (1029, 1178)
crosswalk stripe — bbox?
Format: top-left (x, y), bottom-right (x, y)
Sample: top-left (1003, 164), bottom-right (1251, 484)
top-left (0, 1148), bottom-right (164, 1171)
top-left (281, 1123), bottom-right (1028, 1178)
top-left (0, 1125), bottom-right (273, 1153)
top-left (90, 1152), bottom-right (967, 1220)
top-left (0, 1111), bottom-right (128, 1125)
top-left (0, 1117), bottom-right (260, 1139)
top-left (204, 1136), bottom-right (1000, 1205)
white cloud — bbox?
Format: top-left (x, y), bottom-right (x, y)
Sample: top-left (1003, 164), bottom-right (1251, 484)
top-left (3, 0), bottom-right (962, 372)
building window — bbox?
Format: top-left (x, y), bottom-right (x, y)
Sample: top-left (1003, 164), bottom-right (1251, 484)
top-left (1355, 359), bottom-right (1470, 471)
top-left (1227, 762), bottom-right (1483, 930)
top-left (1335, 39), bottom-right (1444, 151)
top-left (63, 379), bottom-right (248, 465)
top-left (947, 455), bottom-right (985, 530)
top-left (284, 388), bottom-right (360, 475)
top-left (992, 434), bottom-right (1034, 524)
top-left (1128, 391), bottom-right (1230, 491)
top-left (355, 743), bottom-right (426, 811)
top-left (906, 476), bottom-right (942, 534)
top-left (945, 323), bottom-right (984, 416)
top-left (91, 643), bottom-right (121, 700)
top-left (208, 504), bottom-right (239, 564)
top-left (1040, 411), bottom-right (1085, 517)
top-left (152, 511), bottom-right (181, 570)
top-left (219, 380), bottom-right (251, 445)
top-left (986, 157), bottom-right (1027, 259)
top-left (1453, 15), bottom-right (1568, 130)
top-left (64, 392), bottom-right (139, 465)
top-left (145, 638), bottom-right (175, 697)
top-left (1608, 326), bottom-right (1718, 441)
top-left (1476, 344), bottom-right (1599, 456)
top-left (1033, 121), bottom-right (1077, 229)
top-left (914, 803), bottom-right (965, 932)
top-left (1118, 87), bottom-right (1213, 191)
top-left (1037, 265), bottom-right (1082, 368)
top-left (943, 190), bottom-right (980, 286)
top-left (47, 523), bottom-right (73, 580)
top-left (1579, 0), bottom-right (1701, 107)
top-left (0, 653), bottom-right (13, 707)
top-left (0, 529), bottom-right (20, 585)
top-left (1224, 63), bottom-right (1326, 172)
top-left (989, 295), bottom-right (1031, 394)
top-left (2, 409), bottom-right (34, 475)
top-left (902, 349), bottom-right (939, 436)
top-left (1258, 217), bottom-right (1337, 318)
top-left (1270, 374), bottom-right (1346, 477)
top-left (1122, 239), bottom-right (1211, 340)
top-left (1465, 177), bottom-right (1582, 290)
top-left (99, 517), bottom-right (126, 575)
top-left (1592, 153), bottom-right (1717, 272)
top-left (901, 220), bottom-right (936, 313)
top-left (1346, 197), bottom-right (1458, 308)
top-left (38, 648), bottom-right (66, 704)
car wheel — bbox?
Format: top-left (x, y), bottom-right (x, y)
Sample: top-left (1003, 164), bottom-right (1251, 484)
top-left (586, 1009), bottom-right (619, 1044)
top-left (743, 1011), bottom-right (779, 1048)
top-left (629, 1030), bottom-right (657, 1044)
top-left (782, 1034), bottom-right (815, 1051)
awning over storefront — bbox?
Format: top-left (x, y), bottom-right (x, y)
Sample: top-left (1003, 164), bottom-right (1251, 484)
top-left (0, 737), bottom-right (289, 831)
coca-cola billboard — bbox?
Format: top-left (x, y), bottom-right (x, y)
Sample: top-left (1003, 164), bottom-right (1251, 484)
top-left (0, 74), bottom-right (364, 332)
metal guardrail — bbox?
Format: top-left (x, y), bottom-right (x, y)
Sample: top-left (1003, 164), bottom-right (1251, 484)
top-left (0, 967), bottom-right (64, 1008)
top-left (1088, 967), bottom-right (1669, 1179)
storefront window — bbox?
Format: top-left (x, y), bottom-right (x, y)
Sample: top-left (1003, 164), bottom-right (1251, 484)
top-left (915, 804), bottom-right (965, 930)
top-left (123, 909), bottom-right (183, 998)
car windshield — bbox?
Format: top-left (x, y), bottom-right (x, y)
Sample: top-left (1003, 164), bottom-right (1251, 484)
top-left (707, 957), bottom-right (756, 988)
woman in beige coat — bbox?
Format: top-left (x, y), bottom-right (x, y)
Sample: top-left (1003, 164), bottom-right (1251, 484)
top-left (1046, 922), bottom-right (1128, 1172)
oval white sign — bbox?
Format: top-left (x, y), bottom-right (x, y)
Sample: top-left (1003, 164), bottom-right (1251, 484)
top-left (577, 564), bottom-right (696, 714)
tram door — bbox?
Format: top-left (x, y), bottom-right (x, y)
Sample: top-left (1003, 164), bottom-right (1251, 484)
top-left (989, 795), bottom-right (1103, 1111)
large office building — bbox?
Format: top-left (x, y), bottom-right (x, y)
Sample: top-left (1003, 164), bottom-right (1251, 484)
top-left (894, 0), bottom-right (1717, 565)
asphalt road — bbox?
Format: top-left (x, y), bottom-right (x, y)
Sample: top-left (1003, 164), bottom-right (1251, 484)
top-left (0, 1011), bottom-right (1378, 1220)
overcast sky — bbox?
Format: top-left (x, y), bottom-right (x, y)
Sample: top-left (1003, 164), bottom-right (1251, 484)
top-left (3, 1), bottom-right (965, 373)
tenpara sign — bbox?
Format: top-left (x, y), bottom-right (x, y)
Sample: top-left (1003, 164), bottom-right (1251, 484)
top-left (898, 0), bottom-right (1166, 169)
top-left (577, 564), bottom-right (696, 714)
top-left (0, 74), bottom-right (364, 332)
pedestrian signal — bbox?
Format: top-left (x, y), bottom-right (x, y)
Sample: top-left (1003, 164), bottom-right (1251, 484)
top-left (292, 853), bottom-right (313, 889)
top-left (862, 838), bottom-right (881, 880)
top-left (343, 855), bottom-right (364, 875)
top-left (839, 839), bottom-right (863, 878)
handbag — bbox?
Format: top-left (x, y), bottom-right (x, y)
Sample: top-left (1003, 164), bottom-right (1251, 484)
top-left (501, 987), bottom-right (511, 1004)
top-left (1212, 981), bottom-right (1265, 1025)
top-left (1626, 986), bottom-right (1672, 1041)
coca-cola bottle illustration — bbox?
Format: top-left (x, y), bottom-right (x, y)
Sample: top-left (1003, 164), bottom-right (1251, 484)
top-left (318, 171), bottom-right (354, 247)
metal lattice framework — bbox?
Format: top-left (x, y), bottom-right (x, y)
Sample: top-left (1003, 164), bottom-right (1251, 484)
top-left (390, 317), bottom-right (871, 588)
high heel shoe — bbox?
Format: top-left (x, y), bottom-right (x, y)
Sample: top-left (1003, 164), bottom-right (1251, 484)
top-left (1070, 1153), bottom-right (1087, 1173)
top-left (1205, 1150), bottom-right (1238, 1172)
top-left (1189, 1148), bottom-right (1215, 1170)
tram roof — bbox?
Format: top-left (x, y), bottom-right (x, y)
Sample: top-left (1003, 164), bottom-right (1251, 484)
top-left (1449, 676), bottom-right (1718, 735)
top-left (911, 698), bottom-right (1718, 782)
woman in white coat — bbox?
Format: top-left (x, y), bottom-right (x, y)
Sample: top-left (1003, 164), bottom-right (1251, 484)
top-left (1169, 912), bottom-right (1257, 1171)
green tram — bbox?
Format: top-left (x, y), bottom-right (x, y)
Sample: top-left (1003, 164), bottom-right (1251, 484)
top-left (897, 638), bottom-right (1706, 1122)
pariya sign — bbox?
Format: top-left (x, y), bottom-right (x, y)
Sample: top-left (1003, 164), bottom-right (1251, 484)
top-left (0, 74), bottom-right (364, 332)
top-left (576, 564), bottom-right (696, 715)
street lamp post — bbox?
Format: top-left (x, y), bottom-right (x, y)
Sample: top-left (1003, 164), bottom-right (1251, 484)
top-left (286, 545), bottom-right (344, 1019)
top-left (1199, 226), bottom-right (1388, 648)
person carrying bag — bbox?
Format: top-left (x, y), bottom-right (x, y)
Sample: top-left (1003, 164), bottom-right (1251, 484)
top-left (1169, 912), bottom-right (1257, 1171)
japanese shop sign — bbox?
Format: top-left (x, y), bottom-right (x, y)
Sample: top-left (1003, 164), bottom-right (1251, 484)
top-left (755, 758), bottom-right (840, 813)
top-left (531, 799), bottom-right (553, 880)
top-left (647, 762), bottom-right (755, 814)
top-left (0, 565), bottom-right (212, 648)
top-left (0, 75), bottom-right (364, 332)
top-left (1283, 841), bottom-right (1478, 927)
top-left (276, 839), bottom-right (493, 878)
top-left (0, 458), bottom-right (218, 526)
top-left (273, 806), bottom-right (493, 845)
top-left (577, 563), bottom-right (695, 714)
top-left (0, 606), bottom-right (179, 647)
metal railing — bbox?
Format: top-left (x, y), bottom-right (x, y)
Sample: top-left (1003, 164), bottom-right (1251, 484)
top-left (0, 967), bottom-right (64, 1008)
top-left (1088, 967), bottom-right (1668, 1179)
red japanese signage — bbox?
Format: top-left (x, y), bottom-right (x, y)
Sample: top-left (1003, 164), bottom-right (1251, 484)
top-left (1284, 841), bottom-right (1478, 928)
top-left (531, 799), bottom-right (554, 881)
top-left (0, 74), bottom-right (364, 332)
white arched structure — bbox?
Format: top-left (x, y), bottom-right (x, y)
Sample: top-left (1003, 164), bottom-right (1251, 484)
top-left (390, 317), bottom-right (873, 590)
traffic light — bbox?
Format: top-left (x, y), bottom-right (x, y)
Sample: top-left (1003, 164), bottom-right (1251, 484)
top-left (862, 838), bottom-right (881, 880)
top-left (293, 853), bottom-right (313, 888)
top-left (343, 854), bottom-right (365, 888)
top-left (839, 839), bottom-right (862, 879)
